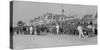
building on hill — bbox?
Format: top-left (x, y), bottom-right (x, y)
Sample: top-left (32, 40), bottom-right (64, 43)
top-left (30, 13), bottom-right (76, 27)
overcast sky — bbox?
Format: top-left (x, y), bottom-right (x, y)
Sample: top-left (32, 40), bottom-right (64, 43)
top-left (13, 1), bottom-right (97, 27)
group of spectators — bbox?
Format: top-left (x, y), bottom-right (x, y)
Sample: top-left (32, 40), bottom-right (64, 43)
top-left (13, 21), bottom-right (97, 38)
top-left (77, 21), bottom-right (97, 38)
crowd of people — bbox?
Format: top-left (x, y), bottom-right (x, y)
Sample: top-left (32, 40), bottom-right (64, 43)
top-left (77, 21), bottom-right (97, 38)
top-left (13, 20), bottom-right (97, 38)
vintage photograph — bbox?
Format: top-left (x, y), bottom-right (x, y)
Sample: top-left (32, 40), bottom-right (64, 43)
top-left (10, 1), bottom-right (97, 50)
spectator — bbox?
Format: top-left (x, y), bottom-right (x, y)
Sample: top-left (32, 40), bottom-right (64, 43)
top-left (29, 26), bottom-right (33, 35)
top-left (56, 24), bottom-right (59, 34)
top-left (77, 22), bottom-right (84, 38)
top-left (87, 21), bottom-right (93, 37)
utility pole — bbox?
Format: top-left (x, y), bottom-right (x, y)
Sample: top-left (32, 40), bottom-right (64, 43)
top-left (62, 9), bottom-right (64, 15)
top-left (61, 0), bottom-right (64, 15)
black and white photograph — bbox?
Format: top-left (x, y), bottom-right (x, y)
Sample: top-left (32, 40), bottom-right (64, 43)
top-left (10, 1), bottom-right (97, 50)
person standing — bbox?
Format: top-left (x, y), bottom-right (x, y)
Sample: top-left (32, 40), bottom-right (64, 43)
top-left (36, 25), bottom-right (40, 35)
top-left (77, 23), bottom-right (84, 38)
top-left (56, 24), bottom-right (59, 34)
top-left (34, 26), bottom-right (37, 35)
top-left (29, 26), bottom-right (33, 35)
top-left (87, 21), bottom-right (94, 37)
top-left (92, 25), bottom-right (95, 34)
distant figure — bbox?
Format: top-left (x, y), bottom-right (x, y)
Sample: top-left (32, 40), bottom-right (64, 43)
top-left (26, 26), bottom-right (29, 34)
top-left (92, 25), bottom-right (95, 34)
top-left (94, 27), bottom-right (97, 35)
top-left (56, 24), bottom-right (59, 34)
top-left (34, 26), bottom-right (37, 35)
top-left (29, 26), bottom-right (33, 35)
top-left (36, 26), bottom-right (40, 35)
top-left (77, 23), bottom-right (84, 38)
top-left (87, 21), bottom-right (94, 37)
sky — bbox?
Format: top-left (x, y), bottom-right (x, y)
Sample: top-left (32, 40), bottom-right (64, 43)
top-left (13, 1), bottom-right (97, 27)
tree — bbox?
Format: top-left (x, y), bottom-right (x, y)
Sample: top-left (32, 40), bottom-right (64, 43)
top-left (17, 21), bottom-right (25, 34)
top-left (17, 21), bottom-right (25, 27)
top-left (83, 14), bottom-right (93, 19)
